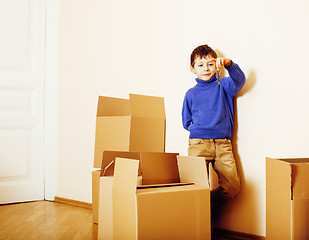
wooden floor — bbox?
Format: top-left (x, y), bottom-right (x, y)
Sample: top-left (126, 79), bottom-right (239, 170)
top-left (0, 200), bottom-right (97, 240)
top-left (0, 200), bottom-right (262, 240)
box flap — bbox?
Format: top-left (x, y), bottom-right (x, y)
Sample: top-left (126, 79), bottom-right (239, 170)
top-left (177, 155), bottom-right (210, 188)
top-left (140, 152), bottom-right (180, 185)
top-left (129, 94), bottom-right (165, 119)
top-left (93, 118), bottom-right (131, 168)
top-left (267, 157), bottom-right (309, 199)
top-left (113, 158), bottom-right (139, 240)
top-left (266, 157), bottom-right (292, 198)
top-left (100, 151), bottom-right (141, 176)
top-left (290, 161), bottom-right (309, 199)
top-left (97, 96), bottom-right (130, 117)
top-left (137, 182), bottom-right (193, 189)
top-left (129, 117), bottom-right (166, 153)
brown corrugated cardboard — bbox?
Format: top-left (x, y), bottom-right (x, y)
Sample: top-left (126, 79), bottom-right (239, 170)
top-left (97, 151), bottom-right (179, 239)
top-left (113, 156), bottom-right (211, 240)
top-left (93, 94), bottom-right (166, 168)
top-left (92, 170), bottom-right (101, 224)
top-left (266, 157), bottom-right (309, 240)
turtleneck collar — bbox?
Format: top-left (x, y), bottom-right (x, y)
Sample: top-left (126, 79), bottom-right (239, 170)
top-left (195, 74), bottom-right (219, 86)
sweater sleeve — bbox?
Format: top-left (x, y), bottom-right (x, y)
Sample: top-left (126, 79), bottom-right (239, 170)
top-left (182, 91), bottom-right (193, 131)
top-left (224, 61), bottom-right (246, 96)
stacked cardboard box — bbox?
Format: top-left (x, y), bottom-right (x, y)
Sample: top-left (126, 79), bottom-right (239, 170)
top-left (93, 93), bottom-right (211, 239)
top-left (92, 93), bottom-right (166, 223)
top-left (266, 157), bottom-right (309, 239)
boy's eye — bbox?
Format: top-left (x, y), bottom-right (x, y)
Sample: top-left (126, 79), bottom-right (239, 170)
top-left (198, 64), bottom-right (203, 67)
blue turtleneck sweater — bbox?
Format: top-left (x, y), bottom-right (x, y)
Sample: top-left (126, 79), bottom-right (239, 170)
top-left (182, 62), bottom-right (246, 139)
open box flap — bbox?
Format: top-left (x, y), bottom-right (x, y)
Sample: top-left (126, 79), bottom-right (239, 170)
top-left (290, 162), bottom-right (309, 199)
top-left (177, 155), bottom-right (210, 188)
top-left (129, 94), bottom-right (165, 119)
top-left (129, 117), bottom-right (166, 153)
top-left (113, 158), bottom-right (139, 240)
top-left (140, 152), bottom-right (179, 185)
top-left (93, 118), bottom-right (131, 168)
top-left (267, 157), bottom-right (309, 199)
top-left (97, 96), bottom-right (130, 117)
top-left (266, 157), bottom-right (292, 199)
top-left (100, 151), bottom-right (141, 176)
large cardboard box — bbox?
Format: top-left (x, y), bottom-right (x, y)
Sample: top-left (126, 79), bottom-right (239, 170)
top-left (97, 151), bottom-right (180, 238)
top-left (266, 157), bottom-right (309, 240)
top-left (111, 155), bottom-right (211, 240)
top-left (93, 94), bottom-right (166, 168)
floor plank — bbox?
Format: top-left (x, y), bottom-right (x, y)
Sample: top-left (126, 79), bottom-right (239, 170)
top-left (0, 200), bottom-right (263, 240)
top-left (0, 200), bottom-right (97, 240)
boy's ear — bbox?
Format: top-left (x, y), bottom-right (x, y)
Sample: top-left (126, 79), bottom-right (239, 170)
top-left (190, 66), bottom-right (196, 74)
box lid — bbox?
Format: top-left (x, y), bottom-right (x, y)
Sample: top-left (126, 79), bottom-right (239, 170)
top-left (266, 157), bottom-right (309, 199)
top-left (129, 94), bottom-right (165, 119)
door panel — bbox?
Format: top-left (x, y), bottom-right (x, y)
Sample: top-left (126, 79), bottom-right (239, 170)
top-left (0, 0), bottom-right (46, 204)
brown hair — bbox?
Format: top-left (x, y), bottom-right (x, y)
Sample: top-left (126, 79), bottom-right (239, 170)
top-left (190, 44), bottom-right (217, 67)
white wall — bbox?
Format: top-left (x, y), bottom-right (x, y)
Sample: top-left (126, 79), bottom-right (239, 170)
top-left (56, 0), bottom-right (309, 236)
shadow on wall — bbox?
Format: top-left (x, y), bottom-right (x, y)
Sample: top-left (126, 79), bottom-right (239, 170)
top-left (215, 70), bottom-right (258, 232)
top-left (211, 48), bottom-right (259, 233)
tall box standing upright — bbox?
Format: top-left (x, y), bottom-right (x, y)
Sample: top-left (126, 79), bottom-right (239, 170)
top-left (93, 94), bottom-right (166, 168)
top-left (266, 157), bottom-right (309, 240)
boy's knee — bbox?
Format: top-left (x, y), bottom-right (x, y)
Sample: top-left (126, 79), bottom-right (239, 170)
top-left (221, 178), bottom-right (240, 199)
top-left (226, 179), bottom-right (241, 199)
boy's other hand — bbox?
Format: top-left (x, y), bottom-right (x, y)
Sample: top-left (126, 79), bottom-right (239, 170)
top-left (215, 57), bottom-right (232, 71)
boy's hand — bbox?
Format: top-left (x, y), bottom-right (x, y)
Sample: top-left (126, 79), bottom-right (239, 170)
top-left (215, 57), bottom-right (232, 71)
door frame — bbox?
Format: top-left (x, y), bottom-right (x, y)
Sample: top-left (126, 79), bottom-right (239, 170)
top-left (44, 0), bottom-right (59, 201)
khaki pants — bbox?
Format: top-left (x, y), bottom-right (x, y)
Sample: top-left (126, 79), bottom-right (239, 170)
top-left (188, 138), bottom-right (240, 207)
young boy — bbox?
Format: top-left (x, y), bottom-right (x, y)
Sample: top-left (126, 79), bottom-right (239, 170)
top-left (182, 44), bottom-right (246, 212)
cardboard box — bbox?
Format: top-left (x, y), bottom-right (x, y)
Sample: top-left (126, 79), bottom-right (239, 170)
top-left (266, 157), bottom-right (309, 240)
top-left (112, 155), bottom-right (211, 240)
top-left (93, 94), bottom-right (166, 168)
top-left (97, 151), bottom-right (179, 239)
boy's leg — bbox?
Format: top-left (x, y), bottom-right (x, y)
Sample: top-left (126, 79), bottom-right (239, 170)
top-left (212, 139), bottom-right (240, 204)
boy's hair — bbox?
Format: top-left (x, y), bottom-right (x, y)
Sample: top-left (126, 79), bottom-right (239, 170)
top-left (190, 44), bottom-right (217, 67)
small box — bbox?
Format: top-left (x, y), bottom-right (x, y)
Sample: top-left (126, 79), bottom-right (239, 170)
top-left (266, 157), bottom-right (309, 240)
top-left (112, 155), bottom-right (211, 240)
top-left (93, 94), bottom-right (166, 168)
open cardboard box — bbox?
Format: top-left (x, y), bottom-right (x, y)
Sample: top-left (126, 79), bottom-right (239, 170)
top-left (93, 94), bottom-right (166, 168)
top-left (266, 157), bottom-right (309, 239)
top-left (98, 153), bottom-right (211, 240)
top-left (97, 151), bottom-right (180, 237)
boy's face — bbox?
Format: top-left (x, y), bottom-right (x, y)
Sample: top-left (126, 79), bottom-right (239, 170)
top-left (191, 54), bottom-right (216, 81)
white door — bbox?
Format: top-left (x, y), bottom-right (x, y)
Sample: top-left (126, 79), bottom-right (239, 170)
top-left (0, 0), bottom-right (46, 204)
